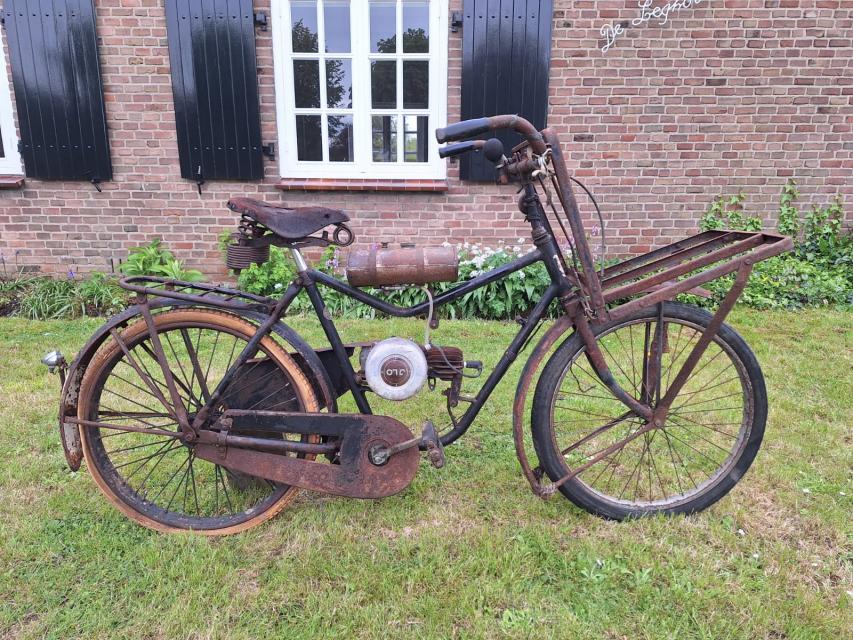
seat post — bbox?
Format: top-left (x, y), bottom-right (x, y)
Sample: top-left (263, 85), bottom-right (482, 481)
top-left (290, 247), bottom-right (309, 273)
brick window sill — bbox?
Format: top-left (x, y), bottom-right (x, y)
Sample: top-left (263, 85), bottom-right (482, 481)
top-left (0, 175), bottom-right (25, 189)
top-left (275, 178), bottom-right (448, 192)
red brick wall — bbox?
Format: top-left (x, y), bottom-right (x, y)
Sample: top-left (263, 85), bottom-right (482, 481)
top-left (0, 0), bottom-right (850, 276)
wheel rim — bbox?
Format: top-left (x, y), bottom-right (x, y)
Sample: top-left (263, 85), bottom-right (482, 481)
top-left (549, 315), bottom-right (753, 509)
top-left (80, 312), bottom-right (313, 531)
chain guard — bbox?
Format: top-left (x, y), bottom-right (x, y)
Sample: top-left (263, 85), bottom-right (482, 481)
top-left (194, 411), bottom-right (419, 499)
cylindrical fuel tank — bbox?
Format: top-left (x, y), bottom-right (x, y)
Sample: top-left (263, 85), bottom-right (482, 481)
top-left (345, 245), bottom-right (458, 287)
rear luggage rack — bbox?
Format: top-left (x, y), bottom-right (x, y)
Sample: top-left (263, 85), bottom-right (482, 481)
top-left (599, 230), bottom-right (793, 321)
top-left (119, 276), bottom-right (276, 312)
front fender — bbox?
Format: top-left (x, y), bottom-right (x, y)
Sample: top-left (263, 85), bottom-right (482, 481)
top-left (511, 315), bottom-right (575, 495)
top-left (58, 300), bottom-right (338, 471)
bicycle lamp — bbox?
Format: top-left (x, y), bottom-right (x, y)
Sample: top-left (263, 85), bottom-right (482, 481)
top-left (41, 350), bottom-right (66, 374)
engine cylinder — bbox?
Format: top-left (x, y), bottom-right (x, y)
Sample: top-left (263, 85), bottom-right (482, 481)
top-left (425, 345), bottom-right (464, 381)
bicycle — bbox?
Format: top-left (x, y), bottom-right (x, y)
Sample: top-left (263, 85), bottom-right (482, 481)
top-left (48, 115), bottom-right (792, 534)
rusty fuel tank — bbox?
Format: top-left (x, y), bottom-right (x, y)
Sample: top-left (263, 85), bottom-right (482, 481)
top-left (346, 245), bottom-right (458, 287)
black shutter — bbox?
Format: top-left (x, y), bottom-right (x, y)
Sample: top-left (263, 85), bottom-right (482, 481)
top-left (3, 0), bottom-right (112, 181)
top-left (165, 0), bottom-right (263, 182)
top-left (460, 0), bottom-right (553, 181)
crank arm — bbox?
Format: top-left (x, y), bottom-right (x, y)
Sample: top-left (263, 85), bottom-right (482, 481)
top-left (368, 421), bottom-right (445, 469)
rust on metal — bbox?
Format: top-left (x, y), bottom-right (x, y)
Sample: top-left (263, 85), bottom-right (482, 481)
top-left (511, 315), bottom-right (575, 496)
top-left (194, 411), bottom-right (419, 499)
top-left (541, 127), bottom-right (608, 317)
top-left (346, 245), bottom-right (459, 287)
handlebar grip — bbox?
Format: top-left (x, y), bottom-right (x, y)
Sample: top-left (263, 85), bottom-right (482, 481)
top-left (438, 140), bottom-right (484, 159)
top-left (435, 117), bottom-right (492, 144)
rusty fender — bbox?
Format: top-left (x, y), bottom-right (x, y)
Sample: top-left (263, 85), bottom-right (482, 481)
top-left (57, 299), bottom-right (338, 471)
top-left (512, 315), bottom-right (576, 496)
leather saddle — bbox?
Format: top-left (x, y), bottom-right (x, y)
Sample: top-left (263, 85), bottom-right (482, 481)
top-left (227, 197), bottom-right (349, 241)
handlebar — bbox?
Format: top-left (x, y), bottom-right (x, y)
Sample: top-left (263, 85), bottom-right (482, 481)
top-left (435, 115), bottom-right (547, 155)
top-left (435, 118), bottom-right (492, 144)
top-left (438, 140), bottom-right (485, 159)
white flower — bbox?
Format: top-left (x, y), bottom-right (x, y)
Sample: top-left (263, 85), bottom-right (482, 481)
top-left (441, 241), bottom-right (450, 247)
top-left (274, 283), bottom-right (283, 290)
top-left (737, 528), bottom-right (745, 536)
top-left (802, 488), bottom-right (811, 494)
top-left (463, 242), bottom-right (470, 249)
top-left (518, 271), bottom-right (526, 279)
top-left (517, 237), bottom-right (524, 244)
top-left (751, 553), bottom-right (760, 559)
top-left (513, 246), bottom-right (521, 253)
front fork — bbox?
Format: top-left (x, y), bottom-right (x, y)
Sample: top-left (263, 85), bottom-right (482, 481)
top-left (516, 182), bottom-right (755, 495)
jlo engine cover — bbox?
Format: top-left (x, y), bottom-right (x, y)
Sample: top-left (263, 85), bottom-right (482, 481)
top-left (363, 338), bottom-right (428, 401)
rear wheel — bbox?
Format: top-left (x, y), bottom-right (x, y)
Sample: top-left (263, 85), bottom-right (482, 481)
top-left (531, 303), bottom-right (766, 520)
top-left (78, 308), bottom-right (319, 535)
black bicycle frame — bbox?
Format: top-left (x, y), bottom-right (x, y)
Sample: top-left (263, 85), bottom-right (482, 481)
top-left (263, 187), bottom-right (575, 446)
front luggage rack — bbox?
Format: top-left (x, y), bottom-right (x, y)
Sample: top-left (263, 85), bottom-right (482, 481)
top-left (119, 276), bottom-right (276, 312)
top-left (598, 229), bottom-right (793, 320)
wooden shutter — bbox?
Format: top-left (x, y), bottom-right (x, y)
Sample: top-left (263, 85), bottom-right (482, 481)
top-left (165, 0), bottom-right (263, 182)
top-left (2, 0), bottom-right (112, 181)
top-left (460, 0), bottom-right (553, 182)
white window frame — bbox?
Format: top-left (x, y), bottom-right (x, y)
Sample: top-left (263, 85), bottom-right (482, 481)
top-left (272, 0), bottom-right (448, 180)
top-left (0, 34), bottom-right (21, 174)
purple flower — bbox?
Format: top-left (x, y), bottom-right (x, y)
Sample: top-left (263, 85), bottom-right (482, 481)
top-left (67, 269), bottom-right (76, 280)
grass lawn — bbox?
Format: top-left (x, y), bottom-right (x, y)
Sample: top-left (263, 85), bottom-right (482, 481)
top-left (0, 309), bottom-right (850, 639)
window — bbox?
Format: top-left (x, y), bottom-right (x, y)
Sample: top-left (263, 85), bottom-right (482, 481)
top-left (273, 0), bottom-right (447, 180)
top-left (0, 32), bottom-right (21, 175)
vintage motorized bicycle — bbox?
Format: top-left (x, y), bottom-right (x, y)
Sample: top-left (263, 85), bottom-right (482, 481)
top-left (48, 115), bottom-right (792, 534)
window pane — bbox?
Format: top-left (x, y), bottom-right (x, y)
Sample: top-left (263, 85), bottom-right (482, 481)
top-left (291, 1), bottom-right (318, 53)
top-left (328, 115), bottom-right (354, 162)
top-left (403, 61), bottom-right (428, 109)
top-left (371, 60), bottom-right (396, 109)
top-left (296, 115), bottom-right (322, 161)
top-left (324, 1), bottom-right (351, 53)
top-left (402, 2), bottom-right (429, 53)
top-left (404, 115), bottom-right (428, 163)
top-left (372, 115), bottom-right (397, 162)
top-left (294, 60), bottom-right (320, 108)
top-left (370, 1), bottom-right (396, 53)
top-left (326, 59), bottom-right (352, 108)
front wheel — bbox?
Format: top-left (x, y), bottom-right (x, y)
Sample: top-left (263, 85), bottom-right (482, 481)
top-left (531, 302), bottom-right (767, 520)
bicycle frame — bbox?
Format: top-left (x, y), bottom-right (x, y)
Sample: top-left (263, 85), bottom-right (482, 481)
top-left (108, 120), bottom-right (792, 497)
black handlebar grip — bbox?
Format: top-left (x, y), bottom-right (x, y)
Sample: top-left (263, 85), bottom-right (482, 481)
top-left (435, 117), bottom-right (492, 144)
top-left (438, 140), bottom-right (480, 159)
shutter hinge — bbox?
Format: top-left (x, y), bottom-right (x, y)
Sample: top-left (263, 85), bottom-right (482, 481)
top-left (254, 11), bottom-right (267, 31)
top-left (450, 11), bottom-right (463, 33)
top-left (17, 140), bottom-right (24, 154)
top-left (262, 142), bottom-right (275, 160)
top-left (1, 8), bottom-right (5, 28)
top-left (195, 165), bottom-right (205, 195)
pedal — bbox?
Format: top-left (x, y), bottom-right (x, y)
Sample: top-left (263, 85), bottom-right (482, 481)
top-left (421, 420), bottom-right (445, 469)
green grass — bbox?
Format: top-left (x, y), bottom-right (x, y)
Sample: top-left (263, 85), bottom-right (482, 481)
top-left (0, 310), bottom-right (850, 639)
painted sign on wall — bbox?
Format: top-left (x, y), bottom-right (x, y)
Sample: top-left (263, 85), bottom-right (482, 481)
top-left (600, 0), bottom-right (706, 53)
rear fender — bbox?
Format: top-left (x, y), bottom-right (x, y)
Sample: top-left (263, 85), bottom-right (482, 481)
top-left (59, 300), bottom-right (339, 471)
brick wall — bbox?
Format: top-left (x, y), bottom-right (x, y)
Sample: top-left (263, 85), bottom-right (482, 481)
top-left (0, 0), bottom-right (850, 277)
